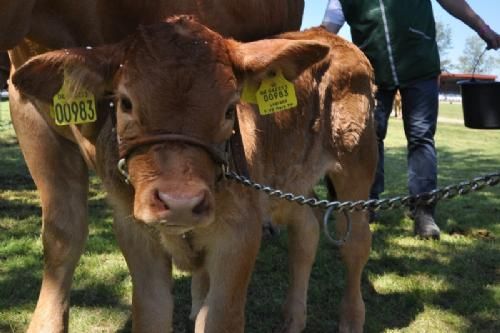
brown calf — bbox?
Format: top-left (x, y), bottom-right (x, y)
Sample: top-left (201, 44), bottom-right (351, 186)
top-left (12, 17), bottom-right (376, 332)
top-left (393, 90), bottom-right (402, 117)
top-left (3, 1), bottom-right (303, 332)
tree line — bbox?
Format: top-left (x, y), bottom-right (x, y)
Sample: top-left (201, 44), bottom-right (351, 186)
top-left (437, 21), bottom-right (499, 75)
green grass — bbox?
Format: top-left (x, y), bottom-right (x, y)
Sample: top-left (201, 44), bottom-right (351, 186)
top-left (1, 101), bottom-right (499, 332)
top-left (438, 102), bottom-right (464, 121)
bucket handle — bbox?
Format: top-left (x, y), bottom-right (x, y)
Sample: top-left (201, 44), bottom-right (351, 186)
top-left (471, 47), bottom-right (488, 82)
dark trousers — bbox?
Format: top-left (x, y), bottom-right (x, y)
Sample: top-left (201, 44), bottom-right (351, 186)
top-left (370, 78), bottom-right (438, 206)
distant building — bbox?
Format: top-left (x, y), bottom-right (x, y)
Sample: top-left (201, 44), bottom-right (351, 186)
top-left (439, 73), bottom-right (497, 103)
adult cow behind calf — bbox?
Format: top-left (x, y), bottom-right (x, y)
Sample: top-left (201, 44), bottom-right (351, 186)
top-left (12, 16), bottom-right (376, 332)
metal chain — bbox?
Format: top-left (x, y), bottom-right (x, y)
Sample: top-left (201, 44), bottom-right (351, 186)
top-left (225, 171), bottom-right (500, 213)
top-left (226, 171), bottom-right (500, 246)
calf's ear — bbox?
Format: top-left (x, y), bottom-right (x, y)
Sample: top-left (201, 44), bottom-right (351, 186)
top-left (12, 44), bottom-right (125, 104)
top-left (227, 38), bottom-right (330, 82)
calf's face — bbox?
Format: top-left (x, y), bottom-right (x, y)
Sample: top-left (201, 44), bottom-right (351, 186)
top-left (12, 16), bottom-right (329, 234)
top-left (113, 22), bottom-right (239, 233)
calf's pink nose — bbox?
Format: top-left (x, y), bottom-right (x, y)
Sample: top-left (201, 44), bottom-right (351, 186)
top-left (155, 189), bottom-right (211, 218)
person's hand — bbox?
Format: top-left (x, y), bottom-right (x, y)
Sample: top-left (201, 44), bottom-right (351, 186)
top-left (478, 23), bottom-right (500, 50)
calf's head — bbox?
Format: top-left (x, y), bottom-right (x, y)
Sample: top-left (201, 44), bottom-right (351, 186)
top-left (12, 16), bottom-right (329, 234)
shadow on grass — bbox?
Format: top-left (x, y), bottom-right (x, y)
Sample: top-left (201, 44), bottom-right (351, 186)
top-left (384, 146), bottom-right (500, 232)
top-left (362, 232), bottom-right (499, 332)
top-left (0, 142), bottom-right (35, 191)
top-left (0, 198), bottom-right (40, 220)
top-left (1, 129), bottom-right (499, 332)
top-left (356, 145), bottom-right (499, 332)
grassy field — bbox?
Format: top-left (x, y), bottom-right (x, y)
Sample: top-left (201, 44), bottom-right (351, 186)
top-left (1, 100), bottom-right (499, 332)
top-left (437, 102), bottom-right (463, 121)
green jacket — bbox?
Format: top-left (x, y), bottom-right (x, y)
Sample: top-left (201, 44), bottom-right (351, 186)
top-left (339, 0), bottom-right (441, 89)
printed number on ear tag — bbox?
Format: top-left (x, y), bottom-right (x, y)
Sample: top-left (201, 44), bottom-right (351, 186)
top-left (256, 70), bottom-right (297, 115)
top-left (50, 81), bottom-right (97, 126)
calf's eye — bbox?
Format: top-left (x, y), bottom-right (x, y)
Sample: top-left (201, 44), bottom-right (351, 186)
top-left (225, 105), bottom-right (236, 119)
top-left (120, 96), bottom-right (133, 113)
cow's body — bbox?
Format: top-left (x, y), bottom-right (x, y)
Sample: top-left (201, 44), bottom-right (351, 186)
top-left (0, 0), bottom-right (303, 51)
top-left (13, 17), bottom-right (376, 332)
top-left (393, 90), bottom-right (402, 117)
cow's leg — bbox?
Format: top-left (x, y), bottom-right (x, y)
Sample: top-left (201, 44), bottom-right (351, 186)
top-left (112, 211), bottom-right (174, 333)
top-left (327, 162), bottom-right (374, 333)
top-left (190, 268), bottom-right (209, 320)
top-left (276, 205), bottom-right (319, 333)
top-left (194, 213), bottom-right (261, 333)
top-left (10, 92), bottom-right (89, 333)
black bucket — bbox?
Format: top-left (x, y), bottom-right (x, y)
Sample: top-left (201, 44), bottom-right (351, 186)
top-left (458, 80), bottom-right (500, 129)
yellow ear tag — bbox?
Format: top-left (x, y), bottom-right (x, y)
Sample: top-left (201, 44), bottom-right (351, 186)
top-left (256, 70), bottom-right (297, 115)
top-left (241, 79), bottom-right (258, 104)
top-left (50, 80), bottom-right (97, 126)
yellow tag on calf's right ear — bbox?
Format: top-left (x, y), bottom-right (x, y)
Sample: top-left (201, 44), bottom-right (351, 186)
top-left (51, 80), bottom-right (97, 126)
top-left (256, 70), bottom-right (297, 115)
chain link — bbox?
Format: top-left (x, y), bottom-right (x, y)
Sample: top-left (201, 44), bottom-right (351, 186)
top-left (225, 171), bottom-right (500, 213)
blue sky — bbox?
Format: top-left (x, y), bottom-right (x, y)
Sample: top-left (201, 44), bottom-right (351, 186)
top-left (301, 0), bottom-right (500, 77)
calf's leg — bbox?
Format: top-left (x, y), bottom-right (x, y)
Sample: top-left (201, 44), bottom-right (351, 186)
top-left (328, 162), bottom-right (374, 333)
top-left (194, 214), bottom-right (261, 333)
top-left (112, 210), bottom-right (174, 333)
top-left (276, 205), bottom-right (319, 333)
top-left (10, 90), bottom-right (89, 333)
top-left (190, 268), bottom-right (209, 320)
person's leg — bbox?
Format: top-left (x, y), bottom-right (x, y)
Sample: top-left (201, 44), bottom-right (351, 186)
top-left (400, 77), bottom-right (440, 239)
top-left (0, 51), bottom-right (9, 90)
top-left (369, 87), bottom-right (397, 201)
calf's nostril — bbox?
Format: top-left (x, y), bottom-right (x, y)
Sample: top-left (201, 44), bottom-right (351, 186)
top-left (192, 192), bottom-right (210, 216)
